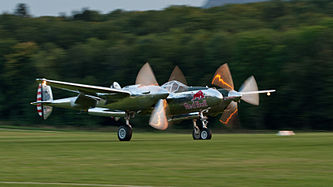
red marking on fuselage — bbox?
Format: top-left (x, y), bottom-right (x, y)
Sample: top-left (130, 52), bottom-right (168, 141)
top-left (192, 90), bottom-right (204, 101)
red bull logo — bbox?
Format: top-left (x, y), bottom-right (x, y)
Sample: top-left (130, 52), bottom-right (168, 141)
top-left (192, 90), bottom-right (205, 101)
top-left (184, 90), bottom-right (208, 110)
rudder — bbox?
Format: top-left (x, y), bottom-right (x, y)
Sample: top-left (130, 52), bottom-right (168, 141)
top-left (36, 83), bottom-right (53, 119)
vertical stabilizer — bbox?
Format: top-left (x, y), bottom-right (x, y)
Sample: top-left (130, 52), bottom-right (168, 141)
top-left (36, 83), bottom-right (53, 119)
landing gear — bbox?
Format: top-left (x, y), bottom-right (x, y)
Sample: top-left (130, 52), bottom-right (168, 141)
top-left (192, 119), bottom-right (201, 140)
top-left (200, 128), bottom-right (212, 140)
top-left (118, 113), bottom-right (133, 141)
top-left (192, 109), bottom-right (212, 140)
top-left (118, 125), bottom-right (132, 141)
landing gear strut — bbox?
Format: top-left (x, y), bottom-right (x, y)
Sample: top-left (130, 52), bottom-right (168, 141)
top-left (192, 110), bottom-right (212, 140)
top-left (118, 114), bottom-right (132, 141)
top-left (199, 112), bottom-right (212, 140)
top-left (192, 119), bottom-right (201, 140)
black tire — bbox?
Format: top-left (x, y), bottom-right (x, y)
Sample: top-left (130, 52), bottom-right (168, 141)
top-left (118, 125), bottom-right (132, 141)
top-left (200, 128), bottom-right (212, 140)
top-left (192, 128), bottom-right (201, 140)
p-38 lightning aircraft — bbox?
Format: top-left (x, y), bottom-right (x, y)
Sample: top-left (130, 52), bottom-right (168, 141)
top-left (31, 63), bottom-right (275, 141)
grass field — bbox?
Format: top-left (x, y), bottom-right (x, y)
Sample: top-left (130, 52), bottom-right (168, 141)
top-left (0, 128), bottom-right (332, 187)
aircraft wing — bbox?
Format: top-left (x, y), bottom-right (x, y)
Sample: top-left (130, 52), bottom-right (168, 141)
top-left (36, 78), bottom-right (131, 97)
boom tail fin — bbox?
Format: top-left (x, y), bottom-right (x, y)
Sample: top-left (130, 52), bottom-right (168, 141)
top-left (36, 83), bottom-right (53, 120)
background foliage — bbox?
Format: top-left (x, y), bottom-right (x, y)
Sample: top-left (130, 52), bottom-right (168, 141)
top-left (0, 0), bottom-right (332, 129)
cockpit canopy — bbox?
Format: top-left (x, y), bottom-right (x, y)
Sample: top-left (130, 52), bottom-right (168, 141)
top-left (161, 80), bottom-right (188, 93)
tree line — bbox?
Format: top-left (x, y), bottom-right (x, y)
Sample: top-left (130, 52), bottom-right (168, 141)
top-left (0, 0), bottom-right (332, 130)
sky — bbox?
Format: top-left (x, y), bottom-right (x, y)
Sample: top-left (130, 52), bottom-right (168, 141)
top-left (1, 0), bottom-right (206, 17)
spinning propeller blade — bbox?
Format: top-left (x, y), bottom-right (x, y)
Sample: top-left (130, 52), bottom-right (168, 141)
top-left (135, 62), bottom-right (159, 86)
top-left (211, 63), bottom-right (275, 126)
top-left (149, 99), bottom-right (169, 130)
top-left (219, 101), bottom-right (238, 126)
top-left (169, 66), bottom-right (187, 85)
top-left (210, 64), bottom-right (237, 126)
top-left (211, 63), bottom-right (234, 90)
top-left (239, 76), bottom-right (259, 106)
top-left (239, 76), bottom-right (276, 105)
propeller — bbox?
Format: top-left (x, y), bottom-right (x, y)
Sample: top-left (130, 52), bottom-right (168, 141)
top-left (211, 63), bottom-right (234, 90)
top-left (219, 76), bottom-right (258, 126)
top-left (219, 101), bottom-right (238, 126)
top-left (212, 63), bottom-right (274, 126)
top-left (148, 65), bottom-right (187, 130)
top-left (135, 63), bottom-right (170, 130)
top-left (149, 99), bottom-right (169, 130)
top-left (168, 66), bottom-right (187, 85)
top-left (135, 62), bottom-right (159, 86)
top-left (239, 76), bottom-right (259, 106)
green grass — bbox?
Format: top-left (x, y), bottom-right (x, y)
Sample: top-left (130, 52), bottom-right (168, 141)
top-left (0, 129), bottom-right (332, 187)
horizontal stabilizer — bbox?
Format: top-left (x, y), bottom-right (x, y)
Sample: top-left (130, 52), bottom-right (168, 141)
top-left (36, 78), bottom-right (131, 96)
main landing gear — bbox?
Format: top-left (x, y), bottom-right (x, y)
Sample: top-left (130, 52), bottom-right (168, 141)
top-left (192, 110), bottom-right (212, 140)
top-left (118, 114), bottom-right (132, 141)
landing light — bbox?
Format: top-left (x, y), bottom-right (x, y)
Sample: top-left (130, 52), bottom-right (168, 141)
top-left (267, 92), bottom-right (271, 96)
top-left (42, 80), bottom-right (47, 86)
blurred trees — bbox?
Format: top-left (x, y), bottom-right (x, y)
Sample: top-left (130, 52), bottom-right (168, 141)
top-left (14, 3), bottom-right (30, 17)
top-left (0, 0), bottom-right (332, 130)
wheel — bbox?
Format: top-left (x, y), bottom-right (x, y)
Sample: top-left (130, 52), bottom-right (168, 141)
top-left (118, 125), bottom-right (132, 141)
top-left (200, 128), bottom-right (212, 140)
top-left (192, 127), bottom-right (201, 140)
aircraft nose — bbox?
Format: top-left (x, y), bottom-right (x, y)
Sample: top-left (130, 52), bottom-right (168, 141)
top-left (208, 88), bottom-right (223, 100)
top-left (204, 88), bottom-right (223, 105)
top-left (228, 90), bottom-right (242, 98)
